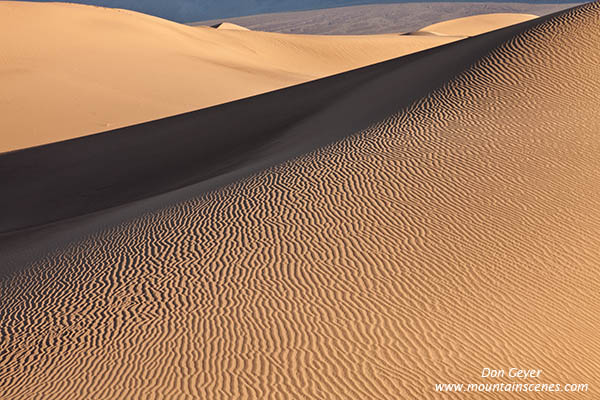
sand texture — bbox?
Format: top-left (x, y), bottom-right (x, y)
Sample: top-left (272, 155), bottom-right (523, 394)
top-left (1, 1), bottom-right (474, 153)
top-left (416, 13), bottom-right (537, 36)
top-left (192, 2), bottom-right (579, 35)
top-left (1, 2), bottom-right (599, 399)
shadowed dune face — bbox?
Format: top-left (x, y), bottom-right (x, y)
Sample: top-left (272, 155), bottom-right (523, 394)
top-left (1, 2), bottom-right (600, 399)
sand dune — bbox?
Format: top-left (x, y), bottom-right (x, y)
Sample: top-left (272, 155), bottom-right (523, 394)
top-left (212, 22), bottom-right (250, 30)
top-left (417, 13), bottom-right (537, 36)
top-left (1, 1), bottom-right (534, 153)
top-left (1, 2), bottom-right (599, 399)
top-left (192, 2), bottom-right (579, 35)
top-left (0, 1), bottom-right (449, 153)
top-left (0, 11), bottom-right (550, 234)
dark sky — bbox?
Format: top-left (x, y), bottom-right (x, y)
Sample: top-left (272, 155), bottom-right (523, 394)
top-left (24, 0), bottom-right (582, 22)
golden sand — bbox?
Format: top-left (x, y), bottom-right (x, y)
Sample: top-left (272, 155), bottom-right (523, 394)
top-left (0, 2), bottom-right (535, 152)
top-left (418, 13), bottom-right (537, 36)
top-left (1, 3), bottom-right (599, 399)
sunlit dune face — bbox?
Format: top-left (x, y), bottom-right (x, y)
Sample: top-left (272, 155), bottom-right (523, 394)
top-left (0, 2), bottom-right (534, 153)
top-left (417, 13), bottom-right (537, 36)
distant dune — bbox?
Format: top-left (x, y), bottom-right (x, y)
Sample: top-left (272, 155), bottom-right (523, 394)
top-left (1, 1), bottom-right (534, 153)
top-left (9, 0), bottom-right (585, 23)
top-left (417, 12), bottom-right (537, 36)
top-left (212, 22), bottom-right (250, 30)
top-left (1, 2), bottom-right (600, 399)
top-left (193, 2), bottom-right (579, 34)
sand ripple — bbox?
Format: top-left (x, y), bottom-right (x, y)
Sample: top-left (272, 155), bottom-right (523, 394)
top-left (2, 3), bottom-right (600, 399)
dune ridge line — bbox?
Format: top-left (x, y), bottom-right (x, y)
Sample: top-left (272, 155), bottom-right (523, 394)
top-left (0, 8), bottom-right (572, 235)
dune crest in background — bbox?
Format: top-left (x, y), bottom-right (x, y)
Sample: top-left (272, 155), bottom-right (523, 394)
top-left (1, 1), bottom-right (531, 152)
top-left (212, 22), bottom-right (250, 30)
top-left (1, 3), bottom-right (600, 399)
top-left (417, 13), bottom-right (537, 36)
top-left (191, 3), bottom-right (578, 35)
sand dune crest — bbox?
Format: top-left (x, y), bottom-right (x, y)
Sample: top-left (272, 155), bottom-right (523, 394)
top-left (212, 22), bottom-right (250, 30)
top-left (0, 8), bottom-right (552, 234)
top-left (418, 13), bottom-right (538, 36)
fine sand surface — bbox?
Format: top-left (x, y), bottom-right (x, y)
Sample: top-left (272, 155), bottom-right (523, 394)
top-left (0, 1), bottom-right (488, 153)
top-left (193, 2), bottom-right (579, 35)
top-left (1, 2), bottom-right (600, 399)
top-left (416, 13), bottom-right (537, 36)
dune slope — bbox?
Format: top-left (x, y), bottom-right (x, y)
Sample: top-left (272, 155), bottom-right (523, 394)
top-left (0, 12), bottom-right (551, 234)
top-left (1, 1), bottom-right (467, 153)
top-left (417, 13), bottom-right (537, 36)
top-left (1, 2), bottom-right (600, 400)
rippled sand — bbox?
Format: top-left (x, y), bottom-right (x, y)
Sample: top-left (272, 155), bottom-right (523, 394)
top-left (1, 2), bottom-right (600, 399)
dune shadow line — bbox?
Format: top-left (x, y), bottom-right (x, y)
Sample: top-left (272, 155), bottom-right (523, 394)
top-left (0, 5), bottom-right (576, 236)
